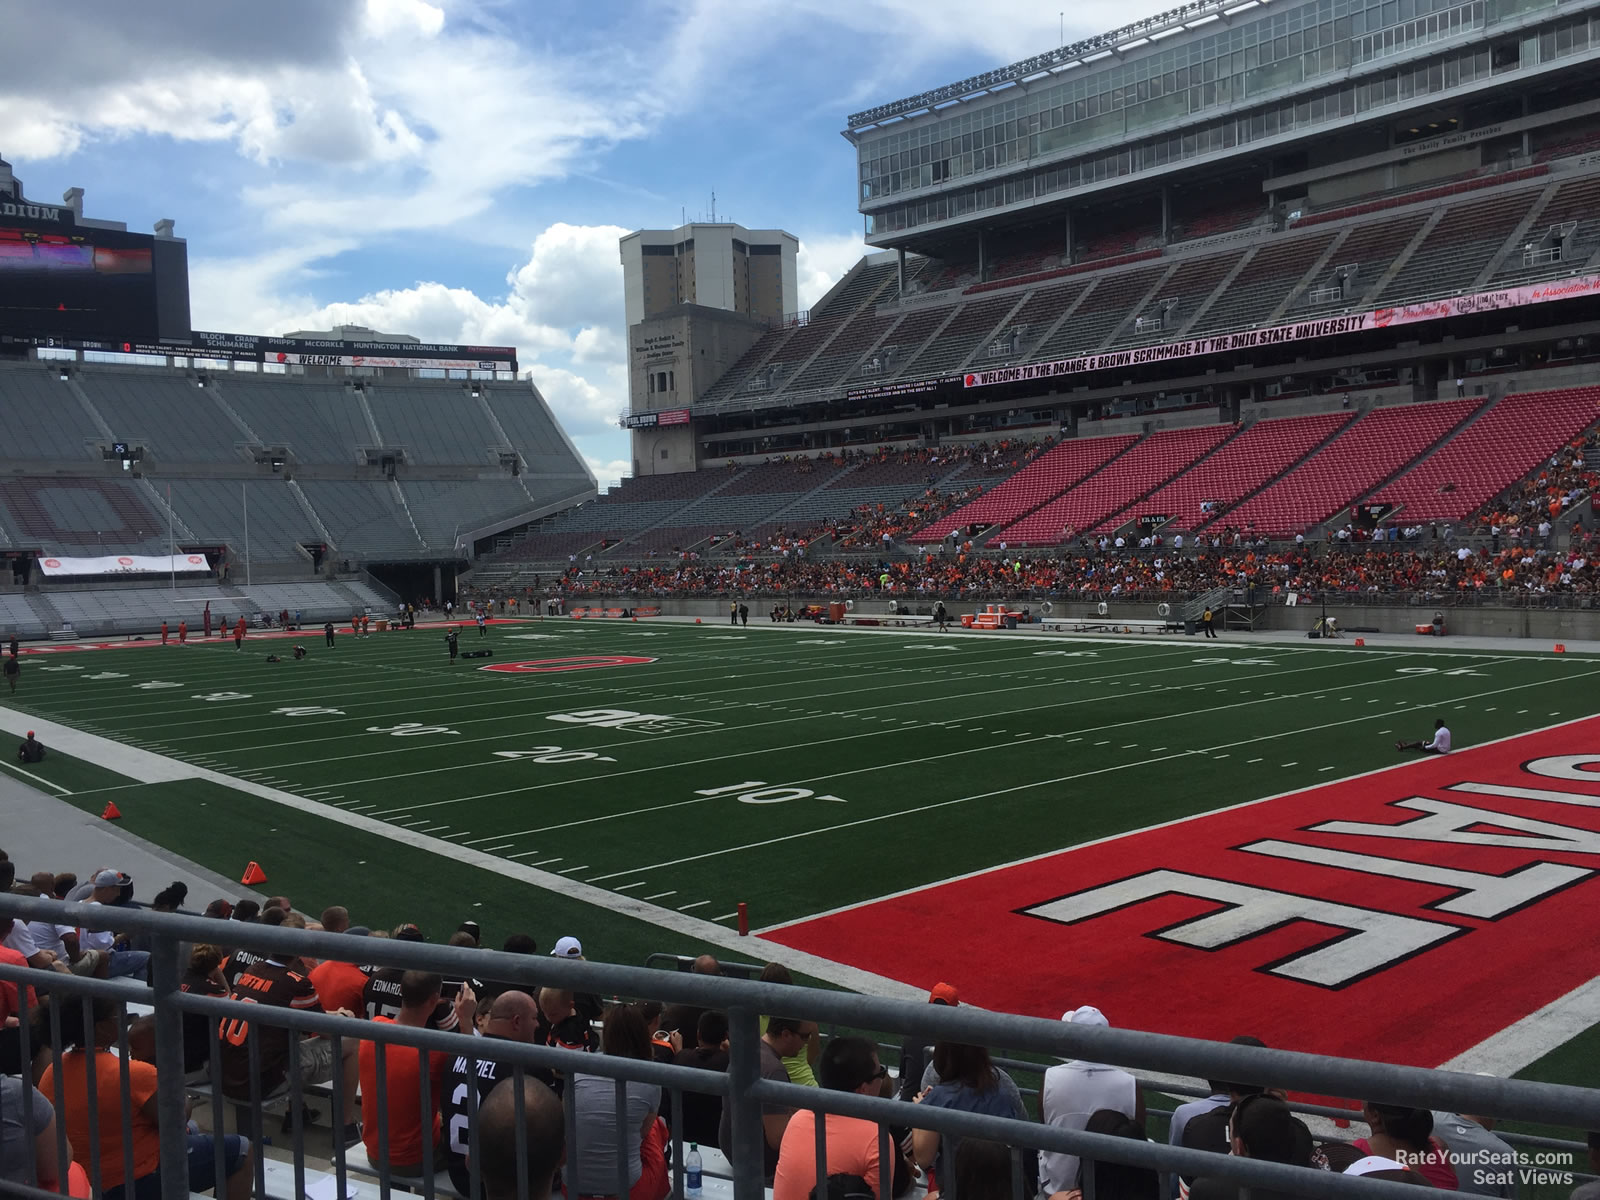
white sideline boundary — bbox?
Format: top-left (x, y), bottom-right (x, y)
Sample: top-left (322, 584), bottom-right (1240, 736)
top-left (0, 705), bottom-right (924, 1002)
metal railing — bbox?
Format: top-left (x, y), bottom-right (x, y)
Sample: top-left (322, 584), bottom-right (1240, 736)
top-left (2, 895), bottom-right (1598, 1200)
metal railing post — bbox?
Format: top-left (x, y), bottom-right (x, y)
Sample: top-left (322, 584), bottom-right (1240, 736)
top-left (726, 1005), bottom-right (766, 1200)
top-left (150, 933), bottom-right (191, 1200)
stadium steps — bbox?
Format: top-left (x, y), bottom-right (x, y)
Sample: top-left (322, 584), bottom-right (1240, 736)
top-left (205, 381), bottom-right (265, 444)
top-left (23, 592), bottom-right (65, 634)
top-left (1343, 394), bottom-right (1501, 527)
top-left (881, 306), bottom-right (966, 382)
top-left (745, 464), bottom-right (881, 531)
top-left (1096, 262), bottom-right (1182, 350)
top-left (1472, 179), bottom-right (1560, 286)
top-left (1261, 227), bottom-right (1352, 326)
top-left (951, 291), bottom-right (1035, 374)
top-left (603, 470), bottom-right (749, 546)
top-left (388, 480), bottom-right (427, 546)
top-left (1357, 208), bottom-right (1446, 305)
top-left (137, 479), bottom-right (199, 542)
top-left (1098, 424), bottom-right (1249, 538)
top-left (766, 266), bottom-right (901, 397)
top-left (1173, 248), bottom-right (1258, 338)
top-left (1020, 284), bottom-right (1096, 361)
top-left (286, 480), bottom-right (335, 548)
top-left (353, 388), bottom-right (385, 448)
top-left (63, 377), bottom-right (117, 440)
top-left (1196, 413), bottom-right (1357, 530)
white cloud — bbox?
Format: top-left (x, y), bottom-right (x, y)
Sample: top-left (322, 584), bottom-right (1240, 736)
top-left (796, 233), bottom-right (872, 311)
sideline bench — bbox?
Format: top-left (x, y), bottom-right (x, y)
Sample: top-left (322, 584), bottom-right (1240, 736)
top-left (839, 613), bottom-right (937, 627)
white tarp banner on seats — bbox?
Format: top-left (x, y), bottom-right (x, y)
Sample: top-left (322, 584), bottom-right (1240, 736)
top-left (36, 553), bottom-right (211, 577)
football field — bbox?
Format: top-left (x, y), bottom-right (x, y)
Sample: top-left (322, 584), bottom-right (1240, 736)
top-left (6, 616), bottom-right (1600, 1084)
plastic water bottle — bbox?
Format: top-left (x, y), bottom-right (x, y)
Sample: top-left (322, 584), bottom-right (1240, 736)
top-left (685, 1143), bottom-right (703, 1198)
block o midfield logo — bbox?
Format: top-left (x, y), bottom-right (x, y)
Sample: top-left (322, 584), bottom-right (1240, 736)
top-left (479, 655), bottom-right (656, 674)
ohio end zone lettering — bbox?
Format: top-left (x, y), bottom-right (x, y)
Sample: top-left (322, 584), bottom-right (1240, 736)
top-left (1021, 870), bottom-right (1460, 987)
top-left (766, 718), bottom-right (1600, 1066)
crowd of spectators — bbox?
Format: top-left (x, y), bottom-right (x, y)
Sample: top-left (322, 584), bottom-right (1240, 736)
top-left (548, 539), bottom-right (1600, 603)
top-left (0, 855), bottom-right (1589, 1200)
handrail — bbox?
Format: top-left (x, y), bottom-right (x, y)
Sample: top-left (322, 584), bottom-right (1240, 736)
top-left (3, 893), bottom-right (1598, 1200)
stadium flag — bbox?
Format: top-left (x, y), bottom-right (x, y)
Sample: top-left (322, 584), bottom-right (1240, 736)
top-left (36, 553), bottom-right (209, 577)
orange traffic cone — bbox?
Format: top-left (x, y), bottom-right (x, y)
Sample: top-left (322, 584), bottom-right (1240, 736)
top-left (101, 802), bottom-right (122, 820)
top-left (241, 861), bottom-right (268, 886)
top-left (1555, 643), bottom-right (1567, 653)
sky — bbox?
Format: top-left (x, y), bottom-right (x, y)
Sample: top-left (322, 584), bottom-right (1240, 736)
top-left (0, 0), bottom-right (1140, 489)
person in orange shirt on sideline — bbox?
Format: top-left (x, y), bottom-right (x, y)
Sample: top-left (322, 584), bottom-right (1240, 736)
top-left (233, 616), bottom-right (245, 651)
top-left (160, 621), bottom-right (168, 645)
top-left (359, 971), bottom-right (468, 1176)
top-left (40, 997), bottom-right (251, 1200)
top-left (178, 620), bottom-right (187, 645)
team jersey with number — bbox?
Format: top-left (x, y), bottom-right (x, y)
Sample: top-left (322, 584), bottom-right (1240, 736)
top-left (441, 1042), bottom-right (522, 1199)
top-left (219, 958), bottom-right (324, 1098)
top-left (363, 967), bottom-right (458, 1030)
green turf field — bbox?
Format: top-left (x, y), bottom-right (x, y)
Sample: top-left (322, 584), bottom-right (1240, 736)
top-left (4, 618), bottom-right (1599, 951)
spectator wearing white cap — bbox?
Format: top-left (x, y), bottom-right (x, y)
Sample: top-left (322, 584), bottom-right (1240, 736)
top-left (1039, 1006), bottom-right (1144, 1195)
top-left (549, 937), bottom-right (602, 1023)
top-left (76, 871), bottom-right (150, 981)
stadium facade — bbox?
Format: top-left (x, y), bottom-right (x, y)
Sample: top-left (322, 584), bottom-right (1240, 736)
top-left (618, 0), bottom-right (1600, 469)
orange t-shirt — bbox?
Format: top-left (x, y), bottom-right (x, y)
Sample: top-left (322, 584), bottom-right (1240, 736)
top-left (40, 1050), bottom-right (160, 1191)
top-left (310, 959), bottom-right (369, 1017)
top-left (359, 1017), bottom-right (448, 1168)
top-left (773, 1112), bottom-right (882, 1200)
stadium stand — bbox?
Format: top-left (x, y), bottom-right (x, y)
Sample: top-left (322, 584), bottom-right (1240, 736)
top-left (293, 481), bottom-right (426, 559)
top-left (1222, 399), bottom-right (1481, 537)
top-left (1198, 233), bottom-right (1336, 332)
top-left (401, 480), bottom-right (548, 546)
top-left (1298, 212), bottom-right (1429, 312)
top-left (1134, 411), bottom-right (1354, 531)
top-left (1118, 253), bottom-right (1237, 344)
top-left (1027, 264), bottom-right (1170, 360)
top-left (0, 479), bottom-right (167, 555)
top-left (215, 378), bottom-right (375, 464)
top-left (1374, 190), bottom-right (1539, 303)
top-left (0, 368), bottom-right (104, 461)
top-left (164, 479), bottom-right (321, 564)
top-left (364, 386), bottom-right (506, 466)
top-left (899, 295), bottom-right (1023, 375)
top-left (913, 435), bottom-right (1134, 542)
top-left (993, 424), bottom-right (1235, 545)
top-left (1495, 174), bottom-right (1600, 280)
top-left (1372, 386), bottom-right (1600, 522)
top-left (79, 370), bottom-right (249, 463)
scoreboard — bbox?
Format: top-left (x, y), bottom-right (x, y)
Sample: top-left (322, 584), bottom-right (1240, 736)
top-left (0, 211), bottom-right (190, 343)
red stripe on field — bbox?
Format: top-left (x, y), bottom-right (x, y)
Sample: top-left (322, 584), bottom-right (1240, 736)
top-left (767, 719), bottom-right (1600, 1067)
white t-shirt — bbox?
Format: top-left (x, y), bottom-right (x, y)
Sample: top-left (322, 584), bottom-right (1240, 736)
top-left (0, 923), bottom-right (38, 959)
top-left (78, 902), bottom-right (116, 952)
top-left (1427, 726), bottom-right (1453, 753)
top-left (1038, 1060), bottom-right (1138, 1193)
top-left (24, 921), bottom-right (74, 959)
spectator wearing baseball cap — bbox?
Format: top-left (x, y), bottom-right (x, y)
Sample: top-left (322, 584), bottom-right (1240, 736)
top-left (549, 938), bottom-right (602, 1023)
top-left (899, 984), bottom-right (958, 1102)
top-left (78, 871), bottom-right (150, 981)
top-left (1038, 1006), bottom-right (1144, 1196)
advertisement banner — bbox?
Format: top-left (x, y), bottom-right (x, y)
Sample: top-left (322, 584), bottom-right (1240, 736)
top-left (36, 553), bottom-right (210, 577)
top-left (268, 353), bottom-right (507, 370)
top-left (963, 272), bottom-right (1600, 389)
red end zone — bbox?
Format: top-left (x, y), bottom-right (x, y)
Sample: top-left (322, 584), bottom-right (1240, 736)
top-left (768, 718), bottom-right (1600, 1068)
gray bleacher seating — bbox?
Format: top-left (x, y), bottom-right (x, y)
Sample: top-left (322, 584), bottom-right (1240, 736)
top-left (0, 479), bottom-right (168, 554)
top-left (78, 370), bottom-right (248, 463)
top-left (0, 366), bottom-right (104, 461)
top-left (296, 481), bottom-right (425, 558)
top-left (401, 480), bottom-right (544, 545)
top-left (217, 378), bottom-right (374, 464)
top-left (165, 480), bottom-right (318, 564)
top-left (0, 595), bottom-right (46, 639)
top-left (366, 386), bottom-right (502, 466)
